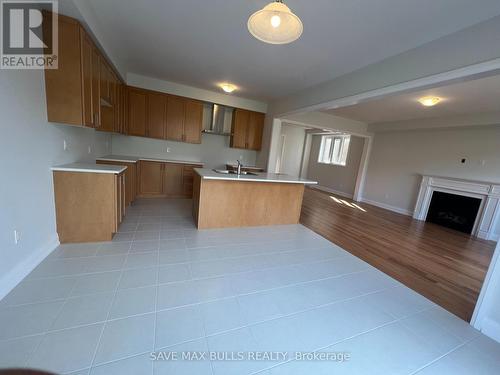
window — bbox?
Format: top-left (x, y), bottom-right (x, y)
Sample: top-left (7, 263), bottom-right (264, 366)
top-left (318, 135), bottom-right (350, 166)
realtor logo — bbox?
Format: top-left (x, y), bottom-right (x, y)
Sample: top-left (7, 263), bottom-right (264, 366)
top-left (1, 0), bottom-right (58, 69)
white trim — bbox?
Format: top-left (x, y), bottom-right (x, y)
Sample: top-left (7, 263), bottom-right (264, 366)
top-left (472, 241), bottom-right (500, 338)
top-left (360, 198), bottom-right (414, 216)
top-left (312, 185), bottom-right (354, 199)
top-left (0, 236), bottom-right (59, 301)
top-left (480, 318), bottom-right (500, 343)
top-left (353, 136), bottom-right (372, 202)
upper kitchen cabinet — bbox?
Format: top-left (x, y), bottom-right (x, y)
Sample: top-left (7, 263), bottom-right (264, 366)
top-left (125, 87), bottom-right (203, 144)
top-left (43, 12), bottom-right (123, 131)
top-left (230, 109), bottom-right (265, 151)
top-left (184, 99), bottom-right (203, 144)
top-left (147, 92), bottom-right (167, 139)
top-left (127, 87), bottom-right (148, 137)
top-left (166, 95), bottom-right (185, 142)
top-left (165, 95), bottom-right (202, 144)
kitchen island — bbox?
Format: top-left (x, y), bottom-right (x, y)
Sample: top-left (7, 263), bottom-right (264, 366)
top-left (193, 169), bottom-right (317, 229)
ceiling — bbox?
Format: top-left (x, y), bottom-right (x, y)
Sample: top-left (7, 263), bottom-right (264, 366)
top-left (324, 74), bottom-right (500, 124)
top-left (70, 0), bottom-right (500, 101)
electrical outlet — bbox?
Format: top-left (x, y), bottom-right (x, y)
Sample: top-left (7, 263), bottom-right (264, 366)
top-left (88, 145), bottom-right (92, 154)
top-left (166, 147), bottom-right (171, 153)
top-left (63, 140), bottom-right (68, 151)
top-left (14, 230), bottom-right (20, 245)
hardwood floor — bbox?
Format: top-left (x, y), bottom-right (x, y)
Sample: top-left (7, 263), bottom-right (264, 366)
top-left (300, 187), bottom-right (496, 322)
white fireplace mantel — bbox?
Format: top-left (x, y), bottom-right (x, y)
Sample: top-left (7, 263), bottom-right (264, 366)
top-left (414, 175), bottom-right (500, 241)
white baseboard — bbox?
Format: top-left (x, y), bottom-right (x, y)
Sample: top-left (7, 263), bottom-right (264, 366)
top-left (0, 236), bottom-right (59, 301)
top-left (360, 198), bottom-right (414, 216)
top-left (481, 317), bottom-right (500, 344)
top-left (312, 185), bottom-right (354, 199)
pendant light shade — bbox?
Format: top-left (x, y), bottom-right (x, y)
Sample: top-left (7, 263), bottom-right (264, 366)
top-left (248, 1), bottom-right (303, 45)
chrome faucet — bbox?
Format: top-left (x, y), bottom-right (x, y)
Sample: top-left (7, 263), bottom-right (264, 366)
top-left (236, 160), bottom-right (242, 176)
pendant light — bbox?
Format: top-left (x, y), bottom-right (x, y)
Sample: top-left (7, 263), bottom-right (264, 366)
top-left (248, 0), bottom-right (303, 45)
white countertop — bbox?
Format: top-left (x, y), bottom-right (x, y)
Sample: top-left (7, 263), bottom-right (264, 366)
top-left (195, 168), bottom-right (318, 184)
top-left (51, 163), bottom-right (127, 174)
top-left (97, 155), bottom-right (204, 166)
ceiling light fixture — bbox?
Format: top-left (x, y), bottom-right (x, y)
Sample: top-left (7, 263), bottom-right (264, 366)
top-left (418, 96), bottom-right (442, 107)
top-left (248, 0), bottom-right (303, 45)
top-left (220, 83), bottom-right (237, 93)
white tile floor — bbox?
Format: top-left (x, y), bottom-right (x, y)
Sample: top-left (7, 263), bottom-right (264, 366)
top-left (1, 199), bottom-right (499, 374)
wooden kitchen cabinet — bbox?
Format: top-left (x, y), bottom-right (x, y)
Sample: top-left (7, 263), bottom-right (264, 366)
top-left (44, 14), bottom-right (84, 126)
top-left (97, 160), bottom-right (137, 206)
top-left (231, 109), bottom-right (265, 151)
top-left (184, 99), bottom-right (203, 144)
top-left (127, 88), bottom-right (148, 137)
top-left (138, 161), bottom-right (163, 196)
top-left (44, 12), bottom-right (123, 131)
top-left (231, 109), bottom-right (250, 149)
top-left (247, 111), bottom-right (265, 150)
top-left (80, 31), bottom-right (93, 127)
top-left (147, 92), bottom-right (167, 139)
top-left (137, 160), bottom-right (202, 198)
top-left (91, 45), bottom-right (101, 128)
top-left (53, 170), bottom-right (125, 243)
top-left (166, 95), bottom-right (185, 142)
top-left (163, 164), bottom-right (185, 197)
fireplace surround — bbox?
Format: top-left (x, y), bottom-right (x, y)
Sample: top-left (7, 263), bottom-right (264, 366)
top-left (414, 175), bottom-right (500, 241)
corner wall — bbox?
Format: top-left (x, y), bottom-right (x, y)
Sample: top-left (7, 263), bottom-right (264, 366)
top-left (0, 69), bottom-right (111, 299)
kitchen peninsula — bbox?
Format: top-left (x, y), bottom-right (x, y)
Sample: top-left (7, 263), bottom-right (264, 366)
top-left (193, 169), bottom-right (317, 229)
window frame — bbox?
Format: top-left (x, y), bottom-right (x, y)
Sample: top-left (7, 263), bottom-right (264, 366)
top-left (317, 134), bottom-right (351, 166)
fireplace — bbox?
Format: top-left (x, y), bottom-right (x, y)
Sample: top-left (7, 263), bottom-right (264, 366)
top-left (413, 175), bottom-right (500, 241)
top-left (426, 191), bottom-right (482, 234)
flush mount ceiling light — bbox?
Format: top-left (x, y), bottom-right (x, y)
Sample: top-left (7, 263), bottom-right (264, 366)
top-left (248, 0), bottom-right (303, 45)
top-left (220, 83), bottom-right (237, 93)
top-left (418, 96), bottom-right (442, 107)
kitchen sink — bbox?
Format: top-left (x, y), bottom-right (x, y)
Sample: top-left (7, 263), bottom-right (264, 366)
top-left (213, 169), bottom-right (258, 176)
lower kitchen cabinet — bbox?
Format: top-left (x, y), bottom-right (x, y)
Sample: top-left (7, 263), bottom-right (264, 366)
top-left (96, 160), bottom-right (137, 205)
top-left (137, 160), bottom-right (202, 198)
top-left (53, 170), bottom-right (126, 243)
top-left (139, 161), bottom-right (164, 196)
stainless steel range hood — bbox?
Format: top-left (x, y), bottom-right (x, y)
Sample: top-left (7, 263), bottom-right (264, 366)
top-left (202, 104), bottom-right (233, 136)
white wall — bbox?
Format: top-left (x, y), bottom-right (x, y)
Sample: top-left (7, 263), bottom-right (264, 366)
top-left (473, 241), bottom-right (500, 343)
top-left (127, 73), bottom-right (268, 113)
top-left (0, 69), bottom-right (111, 299)
top-left (111, 134), bottom-right (256, 169)
top-left (277, 124), bottom-right (306, 177)
top-left (307, 135), bottom-right (365, 197)
top-left (363, 126), bottom-right (500, 229)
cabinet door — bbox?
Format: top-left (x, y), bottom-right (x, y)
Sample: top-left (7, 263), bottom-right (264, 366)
top-left (114, 82), bottom-right (122, 133)
top-left (163, 164), bottom-right (184, 197)
top-left (99, 60), bottom-right (110, 103)
top-left (166, 95), bottom-right (185, 142)
top-left (139, 161), bottom-right (163, 195)
top-left (44, 14), bottom-right (83, 125)
top-left (184, 99), bottom-right (203, 144)
top-left (91, 47), bottom-right (101, 128)
top-left (128, 88), bottom-right (147, 137)
top-left (231, 109), bottom-right (249, 149)
top-left (147, 92), bottom-right (167, 139)
top-left (247, 112), bottom-right (265, 150)
top-left (80, 30), bottom-right (93, 128)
